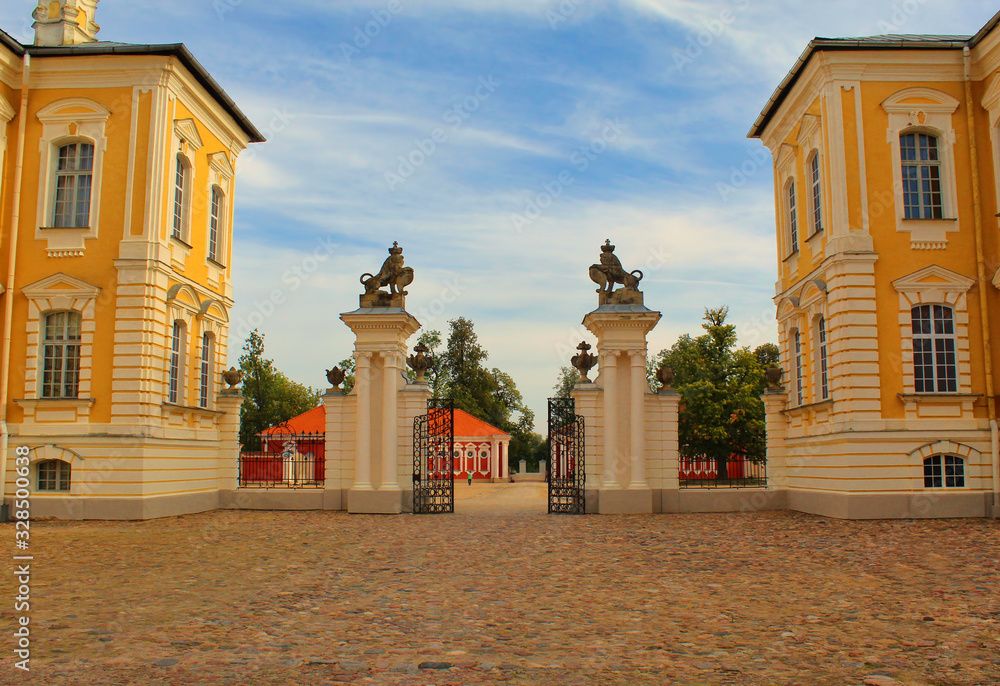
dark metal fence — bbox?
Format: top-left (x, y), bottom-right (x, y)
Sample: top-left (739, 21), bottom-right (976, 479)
top-left (413, 398), bottom-right (455, 514)
top-left (678, 455), bottom-right (766, 489)
top-left (239, 432), bottom-right (325, 489)
top-left (547, 397), bottom-right (586, 514)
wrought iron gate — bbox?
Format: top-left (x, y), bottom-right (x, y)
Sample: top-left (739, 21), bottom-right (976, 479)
top-left (412, 398), bottom-right (455, 514)
top-left (547, 398), bottom-right (586, 514)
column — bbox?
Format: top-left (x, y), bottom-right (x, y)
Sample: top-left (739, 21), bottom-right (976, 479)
top-left (602, 351), bottom-right (620, 488)
top-left (381, 352), bottom-right (400, 490)
top-left (628, 351), bottom-right (647, 488)
top-left (490, 438), bottom-right (499, 480)
top-left (354, 353), bottom-right (373, 490)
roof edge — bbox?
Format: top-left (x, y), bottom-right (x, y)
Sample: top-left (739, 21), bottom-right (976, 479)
top-left (748, 39), bottom-right (968, 140)
top-left (970, 8), bottom-right (1000, 46)
top-left (0, 27), bottom-right (25, 56)
top-left (25, 42), bottom-right (265, 143)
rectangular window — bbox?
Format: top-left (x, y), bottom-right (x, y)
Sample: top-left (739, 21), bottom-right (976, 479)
top-left (900, 133), bottom-right (943, 220)
top-left (42, 311), bottom-right (82, 398)
top-left (912, 305), bottom-right (957, 393)
top-left (172, 158), bottom-right (186, 240)
top-left (818, 317), bottom-right (828, 400)
top-left (787, 182), bottom-right (798, 253)
top-left (809, 154), bottom-right (823, 234)
top-left (923, 455), bottom-right (965, 488)
top-left (200, 333), bottom-right (212, 408)
top-left (53, 143), bottom-right (94, 228)
top-left (209, 187), bottom-right (222, 262)
top-left (169, 321), bottom-right (185, 404)
top-left (38, 460), bottom-right (71, 492)
top-left (794, 330), bottom-right (803, 405)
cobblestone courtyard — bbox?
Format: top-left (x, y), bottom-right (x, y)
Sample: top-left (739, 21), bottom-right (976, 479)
top-left (2, 484), bottom-right (999, 686)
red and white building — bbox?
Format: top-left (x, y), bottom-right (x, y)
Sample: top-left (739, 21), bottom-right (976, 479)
top-left (450, 409), bottom-right (510, 482)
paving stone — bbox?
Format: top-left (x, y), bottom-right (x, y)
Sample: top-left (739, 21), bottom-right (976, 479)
top-left (0, 497), bottom-right (997, 685)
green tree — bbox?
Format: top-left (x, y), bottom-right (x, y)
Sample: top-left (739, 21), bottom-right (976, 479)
top-left (650, 307), bottom-right (773, 481)
top-left (404, 329), bottom-right (445, 396)
top-left (552, 366), bottom-right (581, 399)
top-left (438, 317), bottom-right (537, 470)
top-left (239, 330), bottom-right (322, 450)
top-left (336, 356), bottom-right (356, 394)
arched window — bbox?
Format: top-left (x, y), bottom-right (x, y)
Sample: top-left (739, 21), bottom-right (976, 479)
top-left (199, 332), bottom-right (214, 408)
top-left (42, 311), bottom-right (81, 398)
top-left (808, 153), bottom-right (822, 234)
top-left (911, 305), bottom-right (956, 393)
top-left (169, 320), bottom-right (187, 404)
top-left (923, 455), bottom-right (964, 488)
top-left (816, 317), bottom-right (828, 400)
top-left (53, 142), bottom-right (94, 228)
top-left (209, 186), bottom-right (224, 262)
top-left (793, 330), bottom-right (804, 405)
top-left (172, 156), bottom-right (190, 241)
top-left (37, 459), bottom-right (71, 492)
top-left (787, 180), bottom-right (798, 254)
top-left (900, 132), bottom-right (943, 219)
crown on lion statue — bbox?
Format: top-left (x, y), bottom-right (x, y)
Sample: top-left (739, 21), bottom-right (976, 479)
top-left (388, 241), bottom-right (403, 255)
top-left (601, 239), bottom-right (615, 253)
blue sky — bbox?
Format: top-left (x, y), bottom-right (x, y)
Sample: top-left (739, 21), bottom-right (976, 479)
top-left (2, 0), bottom-right (995, 428)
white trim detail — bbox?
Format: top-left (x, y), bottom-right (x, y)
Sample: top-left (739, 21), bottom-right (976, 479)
top-left (881, 87), bottom-right (961, 249)
top-left (20, 273), bottom-right (101, 402)
top-left (34, 98), bottom-right (111, 257)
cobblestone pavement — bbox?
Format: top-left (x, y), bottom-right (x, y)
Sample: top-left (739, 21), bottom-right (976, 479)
top-left (1, 485), bottom-right (998, 686)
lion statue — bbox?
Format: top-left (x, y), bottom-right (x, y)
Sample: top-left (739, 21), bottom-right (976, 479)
top-left (360, 242), bottom-right (414, 296)
top-left (590, 239), bottom-right (643, 294)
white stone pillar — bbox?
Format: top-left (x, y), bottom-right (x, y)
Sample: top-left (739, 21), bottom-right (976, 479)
top-left (602, 351), bottom-right (620, 488)
top-left (629, 351), bottom-right (648, 489)
top-left (354, 352), bottom-right (373, 490)
top-left (490, 438), bottom-right (499, 480)
top-left (381, 352), bottom-right (400, 490)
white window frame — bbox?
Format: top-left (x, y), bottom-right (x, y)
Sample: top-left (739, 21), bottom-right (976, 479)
top-left (168, 319), bottom-right (187, 405)
top-left (34, 98), bottom-right (110, 258)
top-left (815, 315), bottom-right (828, 401)
top-left (36, 459), bottom-right (72, 492)
top-left (41, 310), bottom-right (82, 399)
top-left (199, 331), bottom-right (215, 409)
top-left (792, 328), bottom-right (804, 405)
top-left (922, 454), bottom-right (965, 489)
top-left (172, 153), bottom-right (193, 244)
top-left (21, 273), bottom-right (100, 403)
top-left (882, 88), bottom-right (960, 250)
top-left (910, 304), bottom-right (958, 394)
top-left (786, 179), bottom-right (799, 255)
top-left (892, 265), bottom-right (975, 399)
top-left (807, 151), bottom-right (823, 237)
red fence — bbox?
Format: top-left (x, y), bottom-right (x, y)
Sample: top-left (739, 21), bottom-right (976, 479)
top-left (239, 433), bottom-right (325, 489)
top-left (679, 455), bottom-right (766, 489)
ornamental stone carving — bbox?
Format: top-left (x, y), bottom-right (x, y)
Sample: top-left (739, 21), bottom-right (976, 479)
top-left (406, 343), bottom-right (433, 383)
top-left (589, 239), bottom-right (644, 306)
top-left (326, 366), bottom-right (346, 390)
top-left (360, 242), bottom-right (414, 308)
top-left (570, 341), bottom-right (597, 382)
top-left (222, 367), bottom-right (243, 389)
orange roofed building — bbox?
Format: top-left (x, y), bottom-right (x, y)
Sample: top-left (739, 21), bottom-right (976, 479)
top-left (267, 406), bottom-right (511, 482)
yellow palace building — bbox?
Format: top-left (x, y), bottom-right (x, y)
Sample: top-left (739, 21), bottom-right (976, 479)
top-left (751, 15), bottom-right (1000, 518)
top-left (0, 1), bottom-right (263, 518)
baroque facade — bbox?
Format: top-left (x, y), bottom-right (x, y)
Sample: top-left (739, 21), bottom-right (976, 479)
top-left (751, 20), bottom-right (1000, 518)
top-left (0, 1), bottom-right (263, 518)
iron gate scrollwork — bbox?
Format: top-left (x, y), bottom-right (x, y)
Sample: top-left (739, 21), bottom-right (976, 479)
top-left (547, 397), bottom-right (585, 514)
top-left (412, 398), bottom-right (454, 514)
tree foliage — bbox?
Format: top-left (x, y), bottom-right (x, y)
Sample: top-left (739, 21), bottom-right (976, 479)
top-left (649, 307), bottom-right (774, 477)
top-left (436, 317), bottom-right (538, 469)
top-left (552, 366), bottom-right (581, 399)
top-left (239, 330), bottom-right (322, 450)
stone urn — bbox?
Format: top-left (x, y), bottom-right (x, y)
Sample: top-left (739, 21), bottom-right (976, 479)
top-left (326, 366), bottom-right (346, 390)
top-left (407, 343), bottom-right (433, 383)
top-left (570, 341), bottom-right (597, 382)
top-left (222, 367), bottom-right (243, 389)
top-left (764, 366), bottom-right (783, 389)
top-left (656, 364), bottom-right (674, 390)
